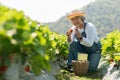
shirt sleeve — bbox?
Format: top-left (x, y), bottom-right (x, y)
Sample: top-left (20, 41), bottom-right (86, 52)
top-left (80, 23), bottom-right (97, 47)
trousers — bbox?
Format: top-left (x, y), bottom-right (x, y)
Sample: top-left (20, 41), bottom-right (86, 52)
top-left (67, 41), bottom-right (101, 71)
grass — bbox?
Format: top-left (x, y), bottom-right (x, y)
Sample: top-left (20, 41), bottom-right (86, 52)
top-left (68, 72), bottom-right (102, 80)
top-left (56, 70), bottom-right (102, 80)
top-left (69, 73), bottom-right (102, 80)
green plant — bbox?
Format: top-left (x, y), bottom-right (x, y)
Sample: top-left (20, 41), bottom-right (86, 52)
top-left (101, 30), bottom-right (120, 64)
top-left (54, 34), bottom-right (69, 60)
top-left (0, 5), bottom-right (52, 75)
top-left (0, 5), bottom-right (70, 76)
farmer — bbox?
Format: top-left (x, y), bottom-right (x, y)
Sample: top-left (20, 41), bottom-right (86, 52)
top-left (66, 10), bottom-right (102, 72)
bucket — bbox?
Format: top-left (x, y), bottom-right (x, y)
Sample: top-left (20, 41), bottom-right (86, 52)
top-left (72, 60), bottom-right (89, 75)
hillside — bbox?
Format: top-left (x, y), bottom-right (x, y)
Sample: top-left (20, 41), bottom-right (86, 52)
top-left (46, 0), bottom-right (120, 38)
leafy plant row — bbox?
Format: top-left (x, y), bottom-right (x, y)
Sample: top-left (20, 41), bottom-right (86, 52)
top-left (101, 30), bottom-right (120, 63)
top-left (0, 5), bottom-right (69, 75)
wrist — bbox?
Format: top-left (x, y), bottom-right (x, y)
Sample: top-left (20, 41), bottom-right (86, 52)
top-left (67, 36), bottom-right (71, 42)
top-left (79, 37), bottom-right (83, 41)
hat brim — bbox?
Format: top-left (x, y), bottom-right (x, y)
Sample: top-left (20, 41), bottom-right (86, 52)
top-left (67, 13), bottom-right (85, 19)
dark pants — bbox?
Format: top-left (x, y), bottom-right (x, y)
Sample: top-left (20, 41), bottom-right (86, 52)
top-left (67, 41), bottom-right (101, 71)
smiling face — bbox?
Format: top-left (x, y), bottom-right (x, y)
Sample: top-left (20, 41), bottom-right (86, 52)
top-left (70, 16), bottom-right (83, 28)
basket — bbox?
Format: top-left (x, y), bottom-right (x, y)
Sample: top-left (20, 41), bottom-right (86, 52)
top-left (72, 60), bottom-right (89, 75)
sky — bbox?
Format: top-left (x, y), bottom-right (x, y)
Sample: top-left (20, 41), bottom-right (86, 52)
top-left (0, 0), bottom-right (95, 23)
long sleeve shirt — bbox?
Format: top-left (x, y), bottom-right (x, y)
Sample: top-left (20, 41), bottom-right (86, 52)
top-left (69, 22), bottom-right (99, 47)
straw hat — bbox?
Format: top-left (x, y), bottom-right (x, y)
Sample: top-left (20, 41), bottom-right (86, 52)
top-left (67, 10), bottom-right (85, 19)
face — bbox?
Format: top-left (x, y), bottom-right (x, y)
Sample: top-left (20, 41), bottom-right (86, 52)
top-left (70, 16), bottom-right (83, 27)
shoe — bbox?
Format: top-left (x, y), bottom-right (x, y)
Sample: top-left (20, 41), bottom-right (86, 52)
top-left (65, 66), bottom-right (73, 73)
top-left (67, 67), bottom-right (73, 73)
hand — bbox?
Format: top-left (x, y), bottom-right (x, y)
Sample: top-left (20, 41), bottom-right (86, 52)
top-left (66, 29), bottom-right (73, 36)
top-left (66, 29), bottom-right (73, 42)
top-left (67, 35), bottom-right (71, 42)
top-left (75, 30), bottom-right (81, 39)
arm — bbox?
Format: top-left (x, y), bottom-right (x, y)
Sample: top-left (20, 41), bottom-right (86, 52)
top-left (67, 35), bottom-right (71, 42)
top-left (66, 27), bottom-right (75, 44)
top-left (80, 23), bottom-right (97, 47)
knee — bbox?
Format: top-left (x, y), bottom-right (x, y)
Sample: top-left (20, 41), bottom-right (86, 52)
top-left (88, 59), bottom-right (100, 72)
top-left (69, 42), bottom-right (75, 50)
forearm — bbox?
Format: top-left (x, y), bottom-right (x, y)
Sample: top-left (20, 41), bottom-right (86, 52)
top-left (67, 36), bottom-right (71, 42)
top-left (80, 37), bottom-right (94, 47)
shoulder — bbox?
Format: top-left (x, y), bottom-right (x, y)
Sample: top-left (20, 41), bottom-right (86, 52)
top-left (86, 22), bottom-right (95, 28)
top-left (85, 22), bottom-right (96, 31)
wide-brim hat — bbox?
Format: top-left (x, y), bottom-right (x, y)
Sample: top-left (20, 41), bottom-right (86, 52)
top-left (67, 10), bottom-right (85, 19)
